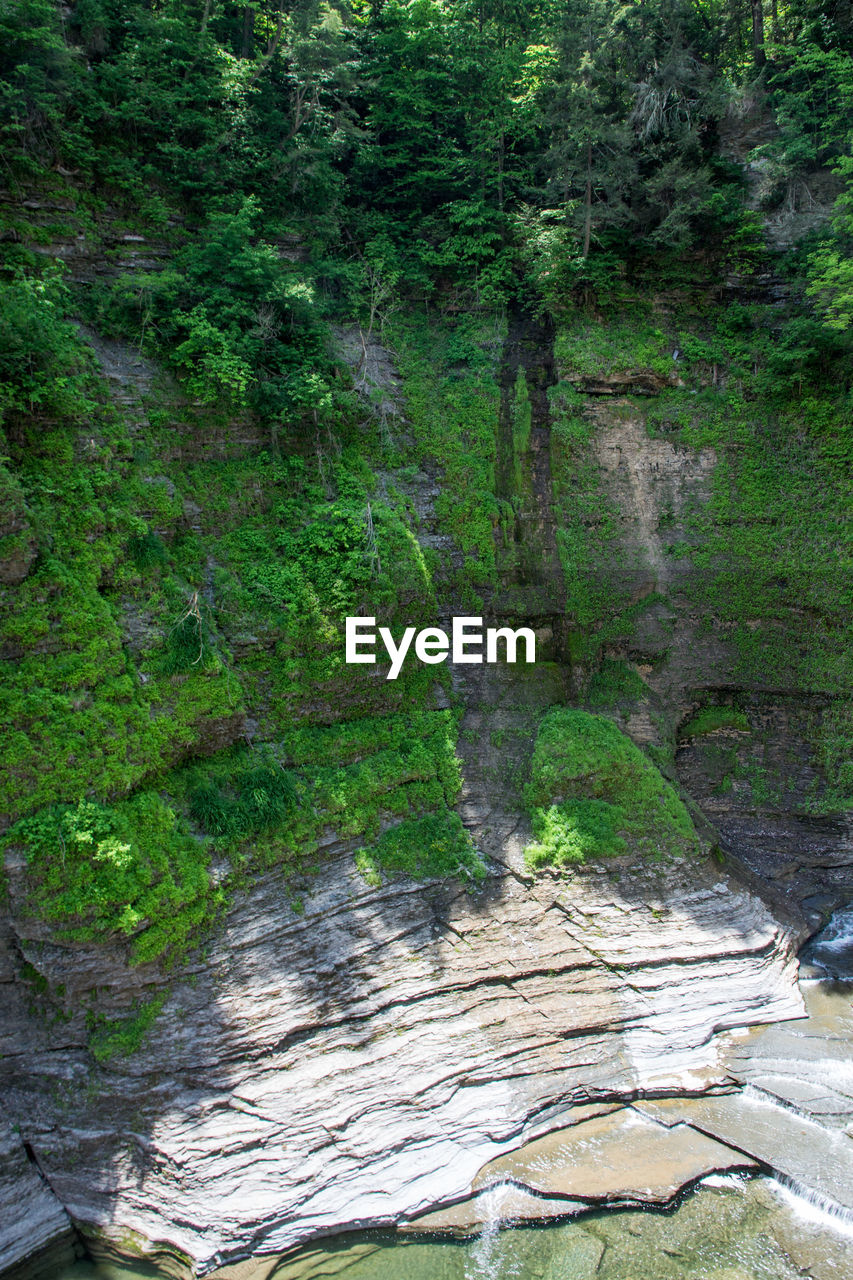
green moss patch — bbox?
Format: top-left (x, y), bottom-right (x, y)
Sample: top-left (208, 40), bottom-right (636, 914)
top-left (554, 313), bottom-right (673, 382)
top-left (4, 794), bottom-right (220, 965)
top-left (89, 994), bottom-right (167, 1063)
top-left (355, 810), bottom-right (485, 887)
top-left (391, 317), bottom-right (501, 598)
top-left (548, 382), bottom-right (649, 660)
top-left (524, 708), bottom-right (701, 869)
top-left (679, 706), bottom-right (751, 738)
top-left (586, 659), bottom-right (649, 710)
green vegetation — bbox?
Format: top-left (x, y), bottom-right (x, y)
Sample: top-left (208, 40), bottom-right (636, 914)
top-left (549, 381), bottom-right (649, 658)
top-left (2, 0), bottom-right (852, 1062)
top-left (89, 994), bottom-right (167, 1063)
top-left (279, 709), bottom-right (463, 851)
top-left (666, 389), bottom-right (852, 694)
top-left (524, 709), bottom-right (701, 869)
top-left (355, 810), bottom-right (484, 887)
top-left (4, 796), bottom-right (219, 964)
top-left (586, 660), bottom-right (649, 711)
top-left (391, 317), bottom-right (501, 597)
top-left (188, 757), bottom-right (297, 840)
top-left (554, 316), bottom-right (674, 382)
top-left (3, 704), bottom-right (466, 972)
top-left (679, 707), bottom-right (752, 738)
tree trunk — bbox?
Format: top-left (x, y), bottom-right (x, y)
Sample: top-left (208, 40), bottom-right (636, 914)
top-left (497, 130), bottom-right (505, 211)
top-left (750, 0), bottom-right (766, 67)
top-left (247, 10), bottom-right (286, 87)
top-left (771, 0), bottom-right (779, 41)
top-left (582, 139), bottom-right (592, 258)
top-left (241, 5), bottom-right (255, 58)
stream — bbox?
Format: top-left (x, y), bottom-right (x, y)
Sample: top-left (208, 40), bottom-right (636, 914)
top-left (50, 910), bottom-right (853, 1280)
top-left (52, 1173), bottom-right (853, 1280)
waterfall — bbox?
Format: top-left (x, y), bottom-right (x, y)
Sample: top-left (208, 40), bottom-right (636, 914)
top-left (465, 1181), bottom-right (516, 1280)
top-left (768, 1174), bottom-right (853, 1237)
top-left (802, 906), bottom-right (853, 980)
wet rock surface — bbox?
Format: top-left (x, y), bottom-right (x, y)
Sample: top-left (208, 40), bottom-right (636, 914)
top-left (400, 1103), bottom-right (759, 1234)
top-left (637, 1091), bottom-right (853, 1213)
top-left (471, 1107), bottom-right (757, 1203)
top-left (400, 1184), bottom-right (589, 1235)
top-left (222, 1173), bottom-right (850, 1280)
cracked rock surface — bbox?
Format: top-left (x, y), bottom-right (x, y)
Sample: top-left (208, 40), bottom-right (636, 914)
top-left (0, 839), bottom-right (803, 1275)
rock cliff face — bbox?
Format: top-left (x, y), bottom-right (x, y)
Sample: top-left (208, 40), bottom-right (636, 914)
top-left (565, 392), bottom-right (853, 926)
top-left (1, 313), bottom-right (849, 1279)
top-left (0, 1114), bottom-right (75, 1279)
top-left (0, 835), bottom-right (803, 1275)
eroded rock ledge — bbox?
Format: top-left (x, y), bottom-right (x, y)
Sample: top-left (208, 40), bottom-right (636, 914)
top-left (0, 845), bottom-right (802, 1277)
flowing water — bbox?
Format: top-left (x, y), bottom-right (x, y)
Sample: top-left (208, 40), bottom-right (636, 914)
top-left (801, 906), bottom-right (853, 981)
top-left (48, 910), bottom-right (853, 1280)
top-left (53, 1176), bottom-right (853, 1280)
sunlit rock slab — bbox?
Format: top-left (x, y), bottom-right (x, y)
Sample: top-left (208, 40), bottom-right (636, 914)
top-left (400, 1105), bottom-right (758, 1234)
top-left (1, 849), bottom-right (803, 1274)
top-left (722, 979), bottom-right (853, 1130)
top-left (470, 1106), bottom-right (757, 1204)
top-left (636, 1093), bottom-right (853, 1213)
top-left (400, 1185), bottom-right (587, 1234)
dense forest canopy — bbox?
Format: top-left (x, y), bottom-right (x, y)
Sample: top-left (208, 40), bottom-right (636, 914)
top-left (1, 0), bottom-right (852, 428)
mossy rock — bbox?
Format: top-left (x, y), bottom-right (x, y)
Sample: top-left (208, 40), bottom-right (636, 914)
top-left (525, 708), bottom-right (701, 869)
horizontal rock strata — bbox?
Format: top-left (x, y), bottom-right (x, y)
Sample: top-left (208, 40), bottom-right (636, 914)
top-left (1, 848), bottom-right (802, 1275)
top-left (636, 1093), bottom-right (853, 1213)
top-left (402, 1104), bottom-right (758, 1233)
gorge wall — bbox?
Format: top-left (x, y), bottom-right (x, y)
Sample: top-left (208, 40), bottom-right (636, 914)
top-left (0, 163), bottom-right (851, 1274)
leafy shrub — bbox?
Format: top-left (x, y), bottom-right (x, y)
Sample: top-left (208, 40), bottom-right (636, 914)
top-left (0, 272), bottom-right (94, 427)
top-left (91, 198), bottom-right (335, 426)
top-left (0, 0), bottom-right (78, 173)
top-left (4, 794), bottom-right (216, 963)
top-left (526, 799), bottom-right (627, 868)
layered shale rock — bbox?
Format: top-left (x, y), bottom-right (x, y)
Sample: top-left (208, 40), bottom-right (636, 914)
top-left (0, 842), bottom-right (802, 1275)
top-left (0, 320), bottom-right (831, 1280)
top-left (403, 1106), bottom-right (759, 1233)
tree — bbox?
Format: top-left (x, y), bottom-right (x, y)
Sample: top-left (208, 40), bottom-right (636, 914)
top-left (807, 156), bottom-right (853, 332)
top-left (750, 0), bottom-right (766, 66)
